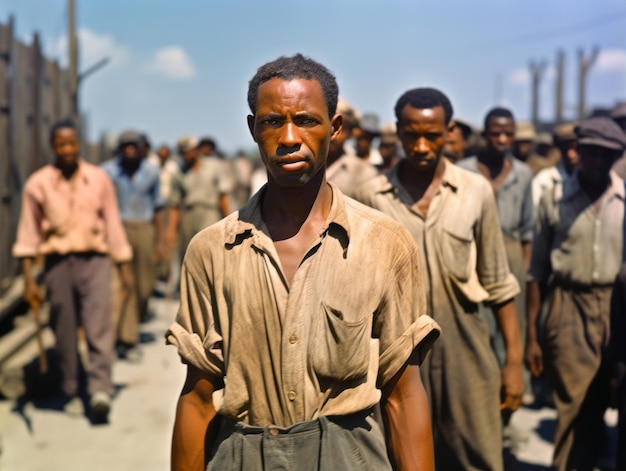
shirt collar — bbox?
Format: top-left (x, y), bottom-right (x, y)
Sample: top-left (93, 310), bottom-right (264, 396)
top-left (224, 182), bottom-right (351, 249)
top-left (378, 158), bottom-right (460, 196)
top-left (562, 169), bottom-right (625, 202)
top-left (51, 159), bottom-right (89, 185)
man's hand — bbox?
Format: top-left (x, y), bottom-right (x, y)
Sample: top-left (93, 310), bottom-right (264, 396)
top-left (118, 262), bottom-right (135, 296)
top-left (23, 278), bottom-right (44, 306)
top-left (525, 339), bottom-right (544, 378)
top-left (500, 361), bottom-right (524, 412)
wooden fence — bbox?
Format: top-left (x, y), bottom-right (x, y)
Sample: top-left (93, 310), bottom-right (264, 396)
top-left (0, 16), bottom-right (75, 293)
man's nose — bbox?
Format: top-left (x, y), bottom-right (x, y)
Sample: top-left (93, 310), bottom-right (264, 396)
top-left (280, 123), bottom-right (301, 148)
top-left (413, 137), bottom-right (429, 154)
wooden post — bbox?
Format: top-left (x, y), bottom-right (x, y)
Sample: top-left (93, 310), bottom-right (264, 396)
top-left (555, 50), bottom-right (565, 124)
top-left (529, 60), bottom-right (547, 127)
top-left (578, 47), bottom-right (600, 120)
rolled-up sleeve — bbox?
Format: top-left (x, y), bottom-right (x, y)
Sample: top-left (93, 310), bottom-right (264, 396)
top-left (12, 181), bottom-right (44, 259)
top-left (101, 176), bottom-right (133, 263)
top-left (165, 255), bottom-right (225, 379)
top-left (374, 241), bottom-right (441, 388)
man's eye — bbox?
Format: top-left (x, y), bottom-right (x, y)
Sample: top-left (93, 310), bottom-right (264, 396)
top-left (296, 117), bottom-right (317, 126)
top-left (425, 133), bottom-right (441, 141)
top-left (262, 118), bottom-right (279, 126)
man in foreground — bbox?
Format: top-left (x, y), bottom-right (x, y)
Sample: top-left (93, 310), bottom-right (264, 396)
top-left (355, 88), bottom-right (523, 470)
top-left (166, 54), bottom-right (440, 470)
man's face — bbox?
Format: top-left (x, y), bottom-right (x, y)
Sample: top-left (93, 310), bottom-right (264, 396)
top-left (120, 143), bottom-right (139, 160)
top-left (484, 117), bottom-right (515, 157)
top-left (356, 133), bottom-right (375, 158)
top-left (444, 125), bottom-right (467, 161)
top-left (52, 128), bottom-right (80, 167)
top-left (157, 146), bottom-right (170, 163)
top-left (248, 78), bottom-right (341, 187)
top-left (181, 148), bottom-right (197, 166)
top-left (199, 144), bottom-right (213, 156)
top-left (557, 139), bottom-right (579, 172)
top-left (513, 139), bottom-right (533, 159)
top-left (578, 144), bottom-right (620, 186)
top-left (397, 104), bottom-right (448, 173)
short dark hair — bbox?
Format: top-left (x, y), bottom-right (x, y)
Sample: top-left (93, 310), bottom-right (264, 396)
top-left (247, 54), bottom-right (339, 119)
top-left (394, 88), bottom-right (454, 124)
top-left (49, 118), bottom-right (76, 144)
top-left (198, 137), bottom-right (216, 149)
top-left (483, 107), bottom-right (515, 131)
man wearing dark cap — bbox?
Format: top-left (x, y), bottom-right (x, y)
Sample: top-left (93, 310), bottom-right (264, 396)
top-left (611, 101), bottom-right (626, 179)
top-left (375, 123), bottom-right (401, 174)
top-left (355, 112), bottom-right (383, 166)
top-left (101, 130), bottom-right (166, 360)
top-left (525, 116), bottom-right (626, 471)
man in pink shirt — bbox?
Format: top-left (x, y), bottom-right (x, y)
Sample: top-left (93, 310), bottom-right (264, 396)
top-left (12, 119), bottom-right (133, 422)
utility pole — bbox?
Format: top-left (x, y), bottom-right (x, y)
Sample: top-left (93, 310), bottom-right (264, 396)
top-left (529, 60), bottom-right (547, 127)
top-left (578, 46), bottom-right (599, 120)
top-left (68, 0), bottom-right (78, 122)
top-left (555, 50), bottom-right (565, 124)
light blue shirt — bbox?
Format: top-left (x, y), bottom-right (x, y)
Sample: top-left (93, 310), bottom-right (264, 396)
top-left (457, 155), bottom-right (534, 242)
top-left (101, 157), bottom-right (165, 222)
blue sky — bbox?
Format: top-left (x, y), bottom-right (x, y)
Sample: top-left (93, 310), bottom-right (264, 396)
top-left (2, 0), bottom-right (625, 155)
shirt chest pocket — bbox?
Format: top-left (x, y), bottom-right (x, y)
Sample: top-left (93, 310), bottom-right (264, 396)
top-left (440, 226), bottom-right (476, 283)
top-left (308, 303), bottom-right (370, 385)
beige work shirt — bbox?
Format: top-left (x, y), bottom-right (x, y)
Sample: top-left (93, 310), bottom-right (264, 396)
top-left (326, 154), bottom-right (378, 199)
top-left (12, 161), bottom-right (132, 263)
top-left (354, 159), bottom-right (519, 307)
top-left (166, 183), bottom-right (439, 427)
top-left (529, 170), bottom-right (625, 286)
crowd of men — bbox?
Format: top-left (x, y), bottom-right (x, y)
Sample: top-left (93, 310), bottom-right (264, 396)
top-left (11, 53), bottom-right (626, 471)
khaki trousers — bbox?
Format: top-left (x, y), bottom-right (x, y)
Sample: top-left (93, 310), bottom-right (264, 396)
top-left (113, 222), bottom-right (155, 345)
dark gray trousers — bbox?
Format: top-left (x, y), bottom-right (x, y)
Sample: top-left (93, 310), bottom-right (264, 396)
top-left (45, 253), bottom-right (114, 397)
top-left (207, 410), bottom-right (392, 471)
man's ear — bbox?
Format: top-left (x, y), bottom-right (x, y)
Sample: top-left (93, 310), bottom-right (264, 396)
top-left (330, 114), bottom-right (343, 140)
top-left (247, 115), bottom-right (257, 142)
top-left (447, 121), bottom-right (456, 134)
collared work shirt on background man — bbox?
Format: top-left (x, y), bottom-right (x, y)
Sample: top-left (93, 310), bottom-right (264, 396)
top-left (458, 155), bottom-right (534, 243)
top-left (530, 170), bottom-right (625, 286)
top-left (12, 161), bottom-right (132, 263)
top-left (166, 183), bottom-right (440, 428)
top-left (101, 157), bottom-right (166, 222)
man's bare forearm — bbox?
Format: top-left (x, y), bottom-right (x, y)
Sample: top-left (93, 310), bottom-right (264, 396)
top-left (172, 366), bottom-right (220, 471)
top-left (382, 360), bottom-right (434, 471)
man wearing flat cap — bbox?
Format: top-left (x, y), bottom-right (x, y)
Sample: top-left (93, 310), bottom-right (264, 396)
top-left (101, 130), bottom-right (166, 360)
top-left (525, 116), bottom-right (626, 471)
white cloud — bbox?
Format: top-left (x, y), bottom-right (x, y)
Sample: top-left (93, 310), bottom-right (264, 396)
top-left (508, 68), bottom-right (530, 86)
top-left (145, 46), bottom-right (195, 80)
top-left (595, 49), bottom-right (626, 73)
top-left (47, 28), bottom-right (130, 68)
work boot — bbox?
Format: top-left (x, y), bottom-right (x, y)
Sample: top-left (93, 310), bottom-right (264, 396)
top-left (90, 391), bottom-right (111, 422)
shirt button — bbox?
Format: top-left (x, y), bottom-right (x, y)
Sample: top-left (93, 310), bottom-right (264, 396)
top-left (289, 334), bottom-right (298, 344)
top-left (593, 272), bottom-right (598, 279)
top-left (288, 391), bottom-right (297, 401)
top-left (269, 427), bottom-right (279, 436)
